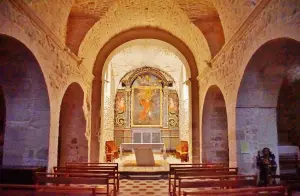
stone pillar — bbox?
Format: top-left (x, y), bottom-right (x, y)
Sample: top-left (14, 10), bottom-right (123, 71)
top-left (125, 86), bottom-right (131, 129)
top-left (163, 86), bottom-right (169, 129)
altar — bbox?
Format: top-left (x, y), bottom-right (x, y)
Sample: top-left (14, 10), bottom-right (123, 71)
top-left (120, 143), bottom-right (166, 166)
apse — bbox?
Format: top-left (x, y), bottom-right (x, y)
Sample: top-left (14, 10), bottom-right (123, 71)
top-left (97, 39), bottom-right (192, 162)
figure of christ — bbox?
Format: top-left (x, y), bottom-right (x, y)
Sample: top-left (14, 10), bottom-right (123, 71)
top-left (138, 89), bottom-right (155, 123)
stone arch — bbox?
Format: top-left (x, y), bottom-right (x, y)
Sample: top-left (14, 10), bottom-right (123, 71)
top-left (78, 0), bottom-right (211, 73)
top-left (58, 82), bottom-right (88, 166)
top-left (0, 86), bottom-right (5, 165)
top-left (90, 27), bottom-right (200, 162)
top-left (202, 85), bottom-right (228, 165)
top-left (0, 34), bottom-right (50, 166)
top-left (236, 38), bottom-right (300, 174)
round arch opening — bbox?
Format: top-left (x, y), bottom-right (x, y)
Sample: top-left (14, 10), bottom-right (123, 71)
top-left (90, 27), bottom-right (200, 162)
top-left (58, 82), bottom-right (88, 166)
top-left (236, 38), bottom-right (300, 174)
top-left (202, 85), bottom-right (229, 166)
top-left (0, 34), bottom-right (50, 166)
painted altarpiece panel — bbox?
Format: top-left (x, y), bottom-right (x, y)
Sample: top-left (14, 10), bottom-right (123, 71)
top-left (114, 91), bottom-right (126, 128)
top-left (131, 74), bottom-right (163, 127)
top-left (131, 86), bottom-right (162, 127)
top-left (168, 91), bottom-right (179, 129)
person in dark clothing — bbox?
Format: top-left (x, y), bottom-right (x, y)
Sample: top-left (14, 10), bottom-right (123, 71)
top-left (256, 147), bottom-right (277, 186)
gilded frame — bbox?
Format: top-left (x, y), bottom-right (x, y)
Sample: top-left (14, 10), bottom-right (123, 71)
top-left (131, 86), bottom-right (163, 127)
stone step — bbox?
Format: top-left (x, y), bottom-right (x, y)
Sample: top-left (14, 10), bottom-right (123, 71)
top-left (128, 175), bottom-right (162, 180)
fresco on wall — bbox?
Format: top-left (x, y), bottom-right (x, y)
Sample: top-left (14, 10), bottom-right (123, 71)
top-left (114, 91), bottom-right (126, 127)
top-left (132, 86), bottom-right (162, 127)
top-left (132, 74), bottom-right (162, 87)
top-left (168, 91), bottom-right (179, 128)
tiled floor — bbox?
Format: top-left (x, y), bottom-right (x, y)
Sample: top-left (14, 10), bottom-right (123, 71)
top-left (118, 179), bottom-right (169, 196)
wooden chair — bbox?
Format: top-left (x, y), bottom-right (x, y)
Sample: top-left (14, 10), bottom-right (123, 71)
top-left (176, 141), bottom-right (188, 162)
top-left (105, 141), bottom-right (119, 162)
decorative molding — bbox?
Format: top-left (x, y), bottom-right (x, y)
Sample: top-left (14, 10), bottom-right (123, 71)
top-left (209, 0), bottom-right (271, 65)
top-left (120, 66), bottom-right (174, 87)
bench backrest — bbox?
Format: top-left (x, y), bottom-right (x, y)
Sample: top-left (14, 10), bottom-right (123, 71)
top-left (174, 167), bottom-right (238, 178)
top-left (66, 162), bottom-right (118, 167)
top-left (179, 175), bottom-right (257, 189)
top-left (0, 184), bottom-right (104, 196)
top-left (53, 167), bottom-right (116, 177)
top-left (183, 186), bottom-right (286, 196)
top-left (170, 163), bottom-right (224, 172)
top-left (54, 166), bottom-right (117, 172)
top-left (36, 172), bottom-right (108, 185)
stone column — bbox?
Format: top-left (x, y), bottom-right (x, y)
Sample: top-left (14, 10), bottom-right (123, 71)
top-left (125, 86), bottom-right (131, 129)
top-left (163, 86), bottom-right (169, 128)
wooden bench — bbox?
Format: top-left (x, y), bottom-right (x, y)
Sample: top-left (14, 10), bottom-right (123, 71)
top-left (182, 186), bottom-right (286, 196)
top-left (171, 166), bottom-right (237, 195)
top-left (279, 154), bottom-right (300, 177)
top-left (177, 175), bottom-right (257, 196)
top-left (54, 166), bottom-right (119, 192)
top-left (66, 164), bottom-right (119, 191)
top-left (169, 163), bottom-right (225, 193)
top-left (35, 172), bottom-right (114, 195)
top-left (274, 175), bottom-right (300, 195)
top-left (0, 184), bottom-right (110, 195)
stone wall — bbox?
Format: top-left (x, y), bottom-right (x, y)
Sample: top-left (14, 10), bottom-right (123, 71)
top-left (277, 79), bottom-right (300, 147)
top-left (199, 0), bottom-right (300, 171)
top-left (58, 83), bottom-right (88, 166)
top-left (0, 0), bottom-right (93, 170)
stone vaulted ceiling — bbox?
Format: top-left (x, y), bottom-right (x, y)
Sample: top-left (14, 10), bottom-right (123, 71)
top-left (71, 0), bottom-right (217, 20)
top-left (67, 0), bottom-right (224, 57)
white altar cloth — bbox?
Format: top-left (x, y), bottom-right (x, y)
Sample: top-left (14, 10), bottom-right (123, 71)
top-left (120, 143), bottom-right (166, 161)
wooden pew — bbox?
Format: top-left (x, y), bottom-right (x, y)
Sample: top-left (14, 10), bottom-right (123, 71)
top-left (182, 186), bottom-right (286, 196)
top-left (0, 184), bottom-right (109, 196)
top-left (274, 175), bottom-right (300, 195)
top-left (65, 164), bottom-right (119, 191)
top-left (177, 175), bottom-right (257, 196)
top-left (169, 163), bottom-right (225, 194)
top-left (172, 167), bottom-right (238, 195)
top-left (54, 166), bottom-right (119, 192)
top-left (36, 172), bottom-right (114, 195)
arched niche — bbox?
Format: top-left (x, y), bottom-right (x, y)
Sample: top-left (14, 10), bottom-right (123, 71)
top-left (236, 38), bottom-right (300, 174)
top-left (202, 85), bottom-right (228, 165)
top-left (58, 82), bottom-right (88, 166)
top-left (0, 34), bottom-right (50, 166)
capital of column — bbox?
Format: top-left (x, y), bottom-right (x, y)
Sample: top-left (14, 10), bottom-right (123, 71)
top-left (125, 86), bottom-right (131, 92)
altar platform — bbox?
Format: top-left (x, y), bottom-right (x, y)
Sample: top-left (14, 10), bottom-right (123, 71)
top-left (115, 152), bottom-right (191, 179)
